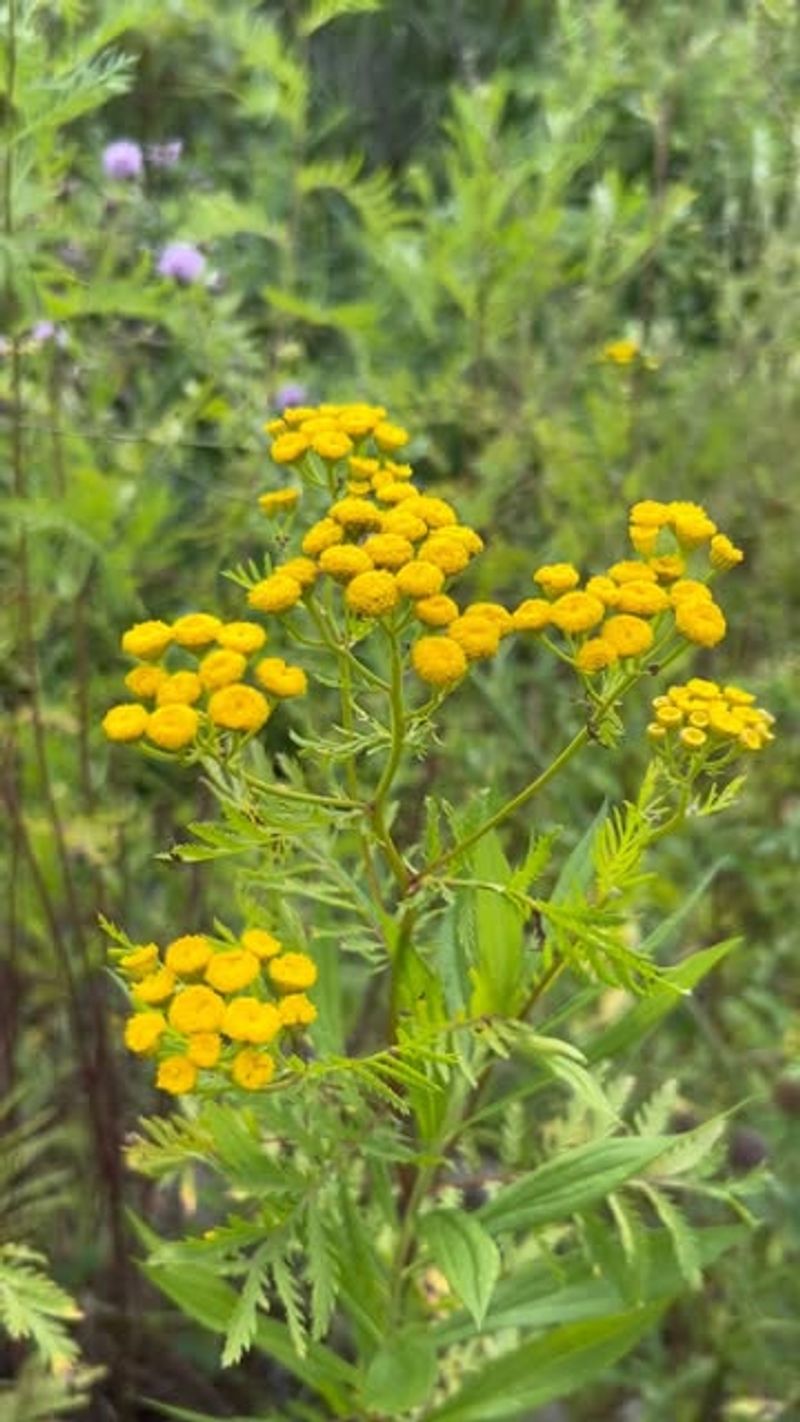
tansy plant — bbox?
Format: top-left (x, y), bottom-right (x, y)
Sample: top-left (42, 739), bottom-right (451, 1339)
top-left (103, 403), bottom-right (773, 1422)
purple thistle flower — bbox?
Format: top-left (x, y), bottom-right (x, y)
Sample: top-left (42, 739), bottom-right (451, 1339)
top-left (102, 140), bottom-right (144, 181)
top-left (156, 242), bottom-right (206, 285)
top-left (147, 140), bottom-right (183, 169)
top-left (275, 381), bottom-right (309, 412)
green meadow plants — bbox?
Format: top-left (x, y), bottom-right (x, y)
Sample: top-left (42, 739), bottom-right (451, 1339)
top-left (102, 404), bottom-right (776, 1421)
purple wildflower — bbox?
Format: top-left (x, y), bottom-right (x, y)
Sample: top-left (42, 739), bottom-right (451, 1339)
top-left (156, 242), bottom-right (206, 285)
top-left (275, 382), bottom-right (309, 412)
top-left (102, 140), bottom-right (144, 181)
top-left (147, 140), bottom-right (183, 168)
top-left (31, 321), bottom-right (67, 348)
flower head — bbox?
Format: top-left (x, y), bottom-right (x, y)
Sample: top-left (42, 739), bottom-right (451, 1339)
top-left (231, 1049), bottom-right (275, 1090)
top-left (345, 570), bottom-right (399, 618)
top-left (411, 635), bottom-right (467, 686)
top-left (208, 684), bottom-right (271, 733)
top-left (216, 622), bottom-right (267, 655)
top-left (222, 997), bottom-right (282, 1044)
top-left (533, 564), bottom-right (580, 597)
top-left (172, 613), bottom-right (222, 647)
top-left (241, 929), bottom-right (282, 960)
top-left (102, 703), bottom-right (148, 742)
top-left (602, 615), bottom-right (654, 658)
top-left (156, 1056), bottom-right (197, 1095)
top-left (157, 242), bottom-right (206, 284)
top-left (205, 949), bottom-right (261, 994)
top-left (275, 382), bottom-right (309, 412)
top-left (268, 952), bottom-right (318, 993)
top-left (102, 140), bottom-right (143, 181)
top-left (248, 574), bottom-right (303, 614)
top-left (122, 620), bottom-right (172, 660)
top-left (146, 704), bottom-right (199, 750)
top-left (164, 935), bottom-right (212, 978)
top-left (169, 985), bottom-right (225, 1034)
top-left (124, 1011), bottom-right (166, 1056)
top-left (255, 658), bottom-right (308, 698)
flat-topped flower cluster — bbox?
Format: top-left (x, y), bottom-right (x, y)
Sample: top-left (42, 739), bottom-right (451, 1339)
top-left (115, 929), bottom-right (317, 1095)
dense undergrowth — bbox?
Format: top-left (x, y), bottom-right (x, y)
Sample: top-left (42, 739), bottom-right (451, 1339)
top-left (1, 2), bottom-right (798, 1419)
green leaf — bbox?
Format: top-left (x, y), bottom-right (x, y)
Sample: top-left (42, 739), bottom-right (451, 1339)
top-left (468, 831), bottom-right (525, 1014)
top-left (299, 0), bottom-right (383, 35)
top-left (479, 1137), bottom-right (670, 1235)
top-left (222, 1242), bottom-right (272, 1367)
top-left (425, 1306), bottom-right (663, 1422)
top-left (141, 1261), bottom-right (355, 1415)
top-left (361, 1329), bottom-right (438, 1414)
top-left (421, 1210), bottom-right (500, 1329)
top-left (586, 937), bottom-right (740, 1063)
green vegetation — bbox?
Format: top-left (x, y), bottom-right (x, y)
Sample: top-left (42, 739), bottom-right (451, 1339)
top-left (1, 2), bottom-right (798, 1419)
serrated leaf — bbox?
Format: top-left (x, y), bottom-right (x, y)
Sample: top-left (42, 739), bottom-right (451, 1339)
top-left (307, 1211), bottom-right (339, 1342)
top-left (425, 1306), bottom-right (663, 1422)
top-left (635, 1182), bottom-right (701, 1289)
top-left (421, 1210), bottom-right (500, 1329)
top-left (479, 1136), bottom-right (670, 1236)
top-left (222, 1243), bottom-right (272, 1367)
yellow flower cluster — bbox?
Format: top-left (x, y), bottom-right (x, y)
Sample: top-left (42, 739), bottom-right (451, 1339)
top-left (116, 928), bottom-right (318, 1095)
top-left (517, 499), bottom-right (741, 677)
top-left (256, 400), bottom-right (510, 691)
top-left (647, 679), bottom-right (775, 757)
top-left (102, 614), bottom-right (309, 751)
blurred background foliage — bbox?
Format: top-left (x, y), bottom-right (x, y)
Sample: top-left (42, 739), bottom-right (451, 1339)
top-left (1, 0), bottom-right (798, 1417)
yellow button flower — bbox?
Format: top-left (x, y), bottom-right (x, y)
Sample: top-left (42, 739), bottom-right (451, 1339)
top-left (302, 519), bottom-right (344, 556)
top-left (511, 598), bottom-right (552, 632)
top-left (172, 613), bottom-right (223, 647)
top-left (156, 1056), bottom-right (198, 1096)
top-left (278, 994), bottom-right (318, 1027)
top-left (319, 545), bottom-right (374, 581)
top-left (259, 488), bottom-right (299, 515)
top-left (205, 949), bottom-right (261, 994)
top-left (628, 524), bottom-right (660, 556)
top-left (186, 1033), bottom-right (222, 1068)
top-left (464, 603), bottom-right (514, 637)
top-left (312, 430), bottom-right (353, 461)
top-left (575, 637), bottom-right (619, 673)
top-left (134, 967), bottom-right (177, 1006)
top-left (608, 560), bottom-right (657, 585)
top-left (241, 928), bottom-right (282, 960)
top-left (222, 997), bottom-right (282, 1044)
top-left (414, 594), bottom-right (459, 628)
top-left (418, 535), bottom-right (470, 576)
top-left (674, 599), bottom-right (726, 648)
top-left (375, 480), bottom-right (417, 505)
top-left (447, 615), bottom-right (501, 660)
top-left (216, 622), bottom-right (267, 654)
top-left (363, 533), bottom-right (415, 569)
top-left (670, 579), bottom-right (713, 606)
top-left (602, 338), bottom-right (639, 365)
top-left (255, 658), bottom-right (308, 698)
top-left (119, 943), bottom-right (160, 979)
top-left (532, 563), bottom-right (580, 597)
top-left (550, 592), bottom-right (605, 634)
top-left (124, 665), bottom-right (167, 699)
top-left (615, 581), bottom-right (670, 617)
top-left (407, 495), bottom-right (457, 529)
top-left (629, 500), bottom-right (671, 528)
top-left (444, 526), bottom-right (484, 555)
top-left (156, 671), bottom-right (203, 706)
top-left (345, 570), bottom-right (399, 617)
top-left (648, 555), bottom-right (685, 582)
top-left (124, 1010), bottom-right (167, 1055)
top-left (121, 620), bottom-right (173, 660)
top-left (102, 703), bottom-right (149, 742)
top-left (709, 533), bottom-right (744, 570)
top-left (395, 561), bottom-right (446, 599)
top-left (330, 497), bottom-right (383, 530)
top-left (270, 432), bottom-right (310, 464)
top-left (164, 934), bottom-right (212, 977)
top-left (277, 557), bottom-right (318, 589)
top-left (247, 573), bottom-right (303, 614)
top-left (585, 576), bottom-right (621, 607)
top-left (146, 704), bottom-right (199, 750)
top-left (268, 952), bottom-right (318, 993)
top-left (382, 509), bottom-right (428, 542)
top-left (680, 726), bottom-right (708, 750)
top-left (373, 421), bottom-right (409, 451)
top-left (231, 1049), bottom-right (275, 1090)
top-left (198, 649), bottom-right (247, 691)
top-left (281, 406), bottom-right (316, 427)
top-left (411, 635), bottom-right (468, 686)
top-left (168, 985), bottom-right (226, 1034)
top-left (602, 615), bottom-right (654, 658)
top-left (208, 684), bottom-right (271, 733)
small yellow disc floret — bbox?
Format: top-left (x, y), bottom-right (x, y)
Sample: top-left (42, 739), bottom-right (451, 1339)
top-left (124, 1011), bottom-right (166, 1056)
top-left (345, 570), bottom-right (399, 617)
top-left (216, 622), bottom-right (267, 655)
top-left (208, 684), bottom-right (271, 733)
top-left (164, 935), bottom-right (212, 977)
top-left (168, 985), bottom-right (226, 1034)
top-left (411, 636), bottom-right (468, 686)
top-left (198, 649), bottom-right (247, 690)
top-left (102, 703), bottom-right (149, 742)
top-left (156, 671), bottom-right (203, 706)
top-left (146, 704), bottom-right (199, 750)
top-left (205, 949), bottom-right (261, 994)
top-left (247, 573), bottom-right (303, 614)
top-left (157, 1056), bottom-right (198, 1095)
top-left (172, 613), bottom-right (223, 647)
top-left (255, 658), bottom-right (308, 698)
top-left (121, 620), bottom-right (172, 660)
top-left (231, 1049), bottom-right (275, 1090)
top-left (268, 952), bottom-right (318, 993)
top-left (533, 564), bottom-right (580, 597)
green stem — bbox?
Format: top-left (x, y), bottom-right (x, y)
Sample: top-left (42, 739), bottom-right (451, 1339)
top-left (371, 627), bottom-right (409, 891)
top-left (241, 770), bottom-right (362, 812)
